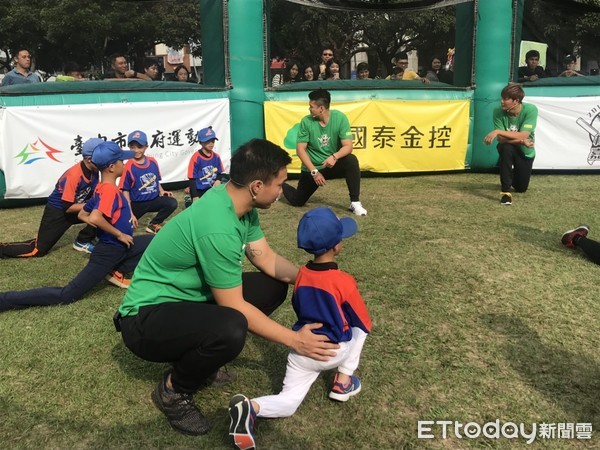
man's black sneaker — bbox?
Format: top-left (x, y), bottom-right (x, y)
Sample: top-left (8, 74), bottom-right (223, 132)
top-left (203, 366), bottom-right (237, 388)
top-left (151, 373), bottom-right (211, 436)
top-left (500, 192), bottom-right (512, 205)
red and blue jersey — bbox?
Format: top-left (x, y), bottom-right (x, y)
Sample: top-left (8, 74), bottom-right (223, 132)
top-left (119, 157), bottom-right (162, 202)
top-left (83, 183), bottom-right (134, 246)
top-left (187, 150), bottom-right (224, 192)
top-left (291, 261), bottom-right (372, 343)
top-left (47, 161), bottom-right (99, 210)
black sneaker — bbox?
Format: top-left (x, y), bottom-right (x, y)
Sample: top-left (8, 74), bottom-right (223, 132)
top-left (561, 225), bottom-right (590, 249)
top-left (500, 192), bottom-right (512, 205)
top-left (151, 373), bottom-right (211, 436)
top-left (203, 367), bottom-right (237, 388)
top-left (228, 394), bottom-right (256, 450)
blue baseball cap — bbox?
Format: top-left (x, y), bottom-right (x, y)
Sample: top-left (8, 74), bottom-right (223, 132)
top-left (127, 130), bottom-right (148, 147)
top-left (197, 126), bottom-right (218, 143)
top-left (297, 207), bottom-right (358, 255)
top-left (81, 138), bottom-right (105, 157)
top-left (91, 141), bottom-right (136, 170)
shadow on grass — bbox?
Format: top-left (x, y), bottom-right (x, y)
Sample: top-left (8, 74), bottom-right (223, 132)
top-left (482, 313), bottom-right (600, 428)
top-left (418, 177), bottom-right (499, 201)
top-left (111, 342), bottom-right (166, 383)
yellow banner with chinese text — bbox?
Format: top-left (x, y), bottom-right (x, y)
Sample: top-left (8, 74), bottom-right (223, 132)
top-left (264, 100), bottom-right (470, 173)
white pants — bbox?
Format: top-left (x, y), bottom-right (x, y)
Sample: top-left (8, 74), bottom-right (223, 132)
top-left (254, 328), bottom-right (367, 418)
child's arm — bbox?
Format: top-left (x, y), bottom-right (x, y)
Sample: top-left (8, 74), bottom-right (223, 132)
top-left (88, 209), bottom-right (134, 248)
top-left (188, 179), bottom-right (200, 200)
top-left (159, 184), bottom-right (173, 197)
top-left (120, 190), bottom-right (138, 229)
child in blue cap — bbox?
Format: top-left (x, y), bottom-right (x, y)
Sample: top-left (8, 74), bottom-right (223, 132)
top-left (228, 206), bottom-right (372, 450)
top-left (186, 126), bottom-right (225, 206)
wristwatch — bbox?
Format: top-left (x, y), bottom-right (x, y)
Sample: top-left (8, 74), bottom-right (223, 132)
top-left (310, 169), bottom-right (319, 177)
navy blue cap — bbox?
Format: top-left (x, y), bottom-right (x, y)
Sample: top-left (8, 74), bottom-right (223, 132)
top-left (127, 130), bottom-right (148, 146)
top-left (297, 207), bottom-right (358, 255)
top-left (91, 141), bottom-right (136, 170)
top-left (81, 138), bottom-right (105, 157)
top-left (197, 126), bottom-right (218, 143)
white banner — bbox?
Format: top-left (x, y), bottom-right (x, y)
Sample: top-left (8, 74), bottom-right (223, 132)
top-left (0, 99), bottom-right (231, 199)
top-left (528, 96), bottom-right (600, 170)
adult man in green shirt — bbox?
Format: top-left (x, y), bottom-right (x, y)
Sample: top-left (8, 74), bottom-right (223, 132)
top-left (117, 139), bottom-right (339, 436)
top-left (282, 89), bottom-right (368, 216)
top-left (484, 83), bottom-right (537, 205)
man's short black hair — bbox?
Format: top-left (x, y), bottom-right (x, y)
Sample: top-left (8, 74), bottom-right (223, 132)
top-left (357, 62), bottom-right (369, 72)
top-left (109, 53), bottom-right (127, 64)
top-left (63, 61), bottom-right (81, 74)
top-left (229, 139), bottom-right (292, 186)
top-left (143, 59), bottom-right (159, 70)
top-left (394, 51), bottom-right (409, 61)
top-left (12, 47), bottom-right (31, 59)
top-left (308, 89), bottom-right (331, 109)
top-left (525, 50), bottom-right (540, 60)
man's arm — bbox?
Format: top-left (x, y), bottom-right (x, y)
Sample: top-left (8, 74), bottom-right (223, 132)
top-left (245, 237), bottom-right (298, 284)
top-left (296, 142), bottom-right (317, 173)
top-left (212, 284), bottom-right (338, 360)
top-left (323, 137), bottom-right (352, 169)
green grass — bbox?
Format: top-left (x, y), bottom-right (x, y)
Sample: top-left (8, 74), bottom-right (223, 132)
top-left (1, 173), bottom-right (599, 449)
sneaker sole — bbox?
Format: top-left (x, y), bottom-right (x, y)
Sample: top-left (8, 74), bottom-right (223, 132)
top-left (328, 383), bottom-right (362, 402)
top-left (151, 387), bottom-right (210, 436)
top-left (105, 275), bottom-right (129, 289)
top-left (72, 244), bottom-right (93, 254)
top-left (561, 225), bottom-right (590, 247)
top-left (228, 394), bottom-right (256, 450)
top-left (348, 207), bottom-right (367, 216)
top-left (145, 227), bottom-right (158, 234)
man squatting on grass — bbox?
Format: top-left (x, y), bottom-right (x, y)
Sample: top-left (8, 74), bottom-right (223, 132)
top-left (282, 89), bottom-right (368, 216)
top-left (0, 138), bottom-right (103, 258)
top-left (115, 139), bottom-right (340, 436)
top-left (484, 83), bottom-right (537, 206)
top-left (561, 225), bottom-right (600, 266)
top-left (0, 142), bottom-right (153, 312)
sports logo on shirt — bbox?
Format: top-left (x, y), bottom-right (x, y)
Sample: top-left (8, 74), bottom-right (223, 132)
top-left (138, 173), bottom-right (157, 192)
top-left (14, 138), bottom-right (62, 165)
top-left (319, 134), bottom-right (330, 148)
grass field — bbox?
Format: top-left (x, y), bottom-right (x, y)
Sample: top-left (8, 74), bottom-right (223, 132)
top-left (1, 173), bottom-right (599, 449)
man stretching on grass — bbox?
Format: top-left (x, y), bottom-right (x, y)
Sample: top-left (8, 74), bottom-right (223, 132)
top-left (484, 83), bottom-right (537, 206)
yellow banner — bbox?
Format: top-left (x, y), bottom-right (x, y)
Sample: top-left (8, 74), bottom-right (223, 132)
top-left (265, 100), bottom-right (470, 173)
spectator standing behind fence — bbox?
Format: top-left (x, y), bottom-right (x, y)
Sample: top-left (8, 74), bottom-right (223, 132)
top-left (316, 48), bottom-right (334, 80)
top-left (518, 50), bottom-right (548, 83)
top-left (143, 60), bottom-right (160, 80)
top-left (0, 138), bottom-right (104, 258)
top-left (1, 47), bottom-right (41, 86)
top-left (105, 53), bottom-right (151, 80)
top-left (187, 126), bottom-right (225, 204)
top-left (56, 61), bottom-right (84, 82)
top-left (272, 60), bottom-right (302, 87)
top-left (484, 84), bottom-right (537, 206)
top-left (118, 130), bottom-right (177, 234)
top-left (303, 65), bottom-right (315, 81)
top-left (386, 52), bottom-right (430, 84)
top-left (228, 207), bottom-right (371, 450)
top-left (282, 89), bottom-right (367, 216)
top-left (173, 64), bottom-right (190, 82)
top-left (325, 59), bottom-right (342, 80)
top-left (356, 62), bottom-right (371, 80)
top-left (425, 56), bottom-right (453, 84)
top-left (558, 55), bottom-right (584, 77)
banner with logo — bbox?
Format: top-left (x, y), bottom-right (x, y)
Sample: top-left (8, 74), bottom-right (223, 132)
top-left (527, 96), bottom-right (600, 169)
top-left (265, 100), bottom-right (470, 173)
top-left (0, 99), bottom-right (230, 199)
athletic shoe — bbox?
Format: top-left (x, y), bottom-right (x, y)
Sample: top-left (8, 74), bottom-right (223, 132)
top-left (72, 241), bottom-right (95, 254)
top-left (561, 225), bottom-right (590, 249)
top-left (203, 366), bottom-right (237, 388)
top-left (105, 270), bottom-right (130, 288)
top-left (152, 373), bottom-right (211, 436)
top-left (184, 194), bottom-right (193, 209)
top-left (228, 394), bottom-right (256, 450)
top-left (349, 201), bottom-right (367, 216)
top-left (146, 223), bottom-right (163, 234)
top-left (500, 192), bottom-right (512, 205)
top-left (328, 373), bottom-right (362, 402)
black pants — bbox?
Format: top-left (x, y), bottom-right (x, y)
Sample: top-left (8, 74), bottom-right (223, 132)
top-left (0, 204), bottom-right (97, 258)
top-left (497, 143), bottom-right (534, 193)
top-left (0, 235), bottom-right (153, 311)
top-left (578, 237), bottom-right (600, 265)
top-left (131, 196), bottom-right (178, 226)
top-left (120, 272), bottom-right (288, 394)
top-left (282, 154), bottom-right (361, 206)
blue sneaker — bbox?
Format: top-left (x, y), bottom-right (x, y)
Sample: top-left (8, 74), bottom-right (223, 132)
top-left (328, 373), bottom-right (362, 402)
top-left (73, 241), bottom-right (95, 254)
top-left (228, 394), bottom-right (256, 450)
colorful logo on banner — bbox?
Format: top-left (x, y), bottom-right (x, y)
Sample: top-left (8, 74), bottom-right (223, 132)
top-left (14, 138), bottom-right (63, 165)
top-left (265, 100), bottom-right (469, 173)
top-left (575, 106), bottom-right (600, 165)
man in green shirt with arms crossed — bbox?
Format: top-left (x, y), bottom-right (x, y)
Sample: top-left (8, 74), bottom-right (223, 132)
top-left (117, 139), bottom-right (339, 436)
top-left (282, 89), bottom-right (368, 216)
top-left (484, 83), bottom-right (537, 206)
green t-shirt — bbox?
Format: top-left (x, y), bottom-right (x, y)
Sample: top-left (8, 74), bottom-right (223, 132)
top-left (118, 184), bottom-right (264, 317)
top-left (492, 102), bottom-right (538, 158)
top-left (297, 109), bottom-right (353, 171)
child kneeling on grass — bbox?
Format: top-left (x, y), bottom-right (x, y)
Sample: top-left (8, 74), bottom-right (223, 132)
top-left (228, 207), bottom-right (372, 450)
top-left (186, 126), bottom-right (225, 206)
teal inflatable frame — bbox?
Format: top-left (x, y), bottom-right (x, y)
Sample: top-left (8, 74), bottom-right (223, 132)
top-left (2, 0), bottom-right (599, 205)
